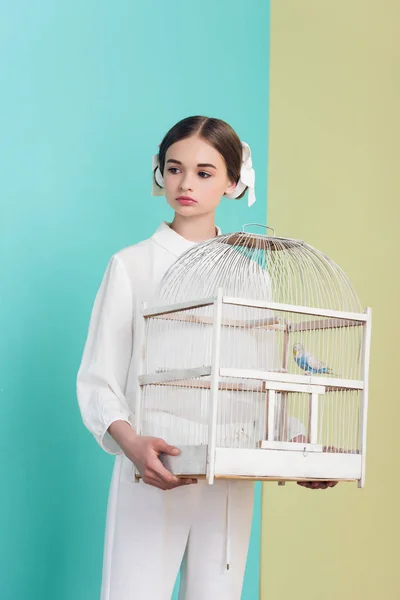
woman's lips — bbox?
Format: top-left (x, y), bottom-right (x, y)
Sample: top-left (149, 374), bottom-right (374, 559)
top-left (176, 196), bottom-right (197, 205)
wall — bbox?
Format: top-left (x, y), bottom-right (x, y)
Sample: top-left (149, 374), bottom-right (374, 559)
top-left (262, 2), bottom-right (399, 599)
top-left (0, 2), bottom-right (270, 598)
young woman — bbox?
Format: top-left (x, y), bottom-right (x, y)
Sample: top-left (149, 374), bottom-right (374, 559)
top-left (77, 115), bottom-right (335, 600)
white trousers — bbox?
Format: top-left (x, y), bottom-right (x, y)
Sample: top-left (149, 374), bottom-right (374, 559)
top-left (101, 454), bottom-right (255, 600)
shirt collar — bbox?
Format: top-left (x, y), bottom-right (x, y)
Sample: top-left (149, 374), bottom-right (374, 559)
top-left (151, 221), bottom-right (222, 257)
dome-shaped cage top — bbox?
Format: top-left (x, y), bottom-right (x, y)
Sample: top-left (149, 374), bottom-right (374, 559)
top-left (154, 230), bottom-right (363, 313)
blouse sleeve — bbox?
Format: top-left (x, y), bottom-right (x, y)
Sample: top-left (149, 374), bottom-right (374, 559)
top-left (77, 254), bottom-right (134, 454)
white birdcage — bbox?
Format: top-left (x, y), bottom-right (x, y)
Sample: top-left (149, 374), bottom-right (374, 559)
top-left (134, 225), bottom-right (372, 487)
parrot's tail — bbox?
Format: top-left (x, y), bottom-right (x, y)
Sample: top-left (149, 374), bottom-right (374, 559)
top-left (326, 368), bottom-right (338, 376)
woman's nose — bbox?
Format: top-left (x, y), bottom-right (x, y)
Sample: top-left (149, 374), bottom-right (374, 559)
top-left (179, 174), bottom-right (194, 191)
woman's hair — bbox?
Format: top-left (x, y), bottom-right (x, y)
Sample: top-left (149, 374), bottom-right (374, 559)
top-left (154, 116), bottom-right (247, 199)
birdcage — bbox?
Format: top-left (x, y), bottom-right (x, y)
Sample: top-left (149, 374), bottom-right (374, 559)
top-left (133, 225), bottom-right (372, 487)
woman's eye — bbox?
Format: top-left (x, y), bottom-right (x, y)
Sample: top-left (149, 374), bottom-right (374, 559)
top-left (168, 168), bottom-right (210, 178)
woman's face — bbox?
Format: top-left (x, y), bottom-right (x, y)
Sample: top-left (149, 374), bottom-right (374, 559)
top-left (163, 135), bottom-right (237, 216)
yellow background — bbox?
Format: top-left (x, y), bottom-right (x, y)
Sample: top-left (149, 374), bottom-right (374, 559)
top-left (262, 2), bottom-right (400, 598)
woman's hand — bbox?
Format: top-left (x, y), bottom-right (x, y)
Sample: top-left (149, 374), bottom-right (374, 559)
top-left (297, 480), bottom-right (338, 489)
top-left (290, 434), bottom-right (339, 490)
top-left (108, 421), bottom-right (197, 491)
top-left (128, 435), bottom-right (198, 490)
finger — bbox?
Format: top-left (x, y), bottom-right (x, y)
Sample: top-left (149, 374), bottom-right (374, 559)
top-left (154, 439), bottom-right (180, 457)
top-left (143, 464), bottom-right (177, 489)
top-left (179, 478), bottom-right (197, 484)
top-left (142, 475), bottom-right (170, 490)
top-left (142, 467), bottom-right (196, 490)
top-left (157, 477), bottom-right (197, 491)
top-left (150, 458), bottom-right (182, 486)
top-left (148, 473), bottom-right (189, 491)
top-left (171, 478), bottom-right (198, 487)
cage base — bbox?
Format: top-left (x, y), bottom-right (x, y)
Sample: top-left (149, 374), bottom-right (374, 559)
top-left (157, 445), bottom-right (362, 482)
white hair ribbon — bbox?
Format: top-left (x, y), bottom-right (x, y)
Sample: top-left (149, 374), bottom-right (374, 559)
top-left (152, 151), bottom-right (165, 196)
top-left (224, 141), bottom-right (256, 207)
top-left (152, 140), bottom-right (256, 206)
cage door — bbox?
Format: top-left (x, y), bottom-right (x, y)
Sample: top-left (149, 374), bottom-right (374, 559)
top-left (261, 380), bottom-right (326, 452)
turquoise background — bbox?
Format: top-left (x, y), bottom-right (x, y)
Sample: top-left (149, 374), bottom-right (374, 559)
top-left (0, 2), bottom-right (270, 598)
